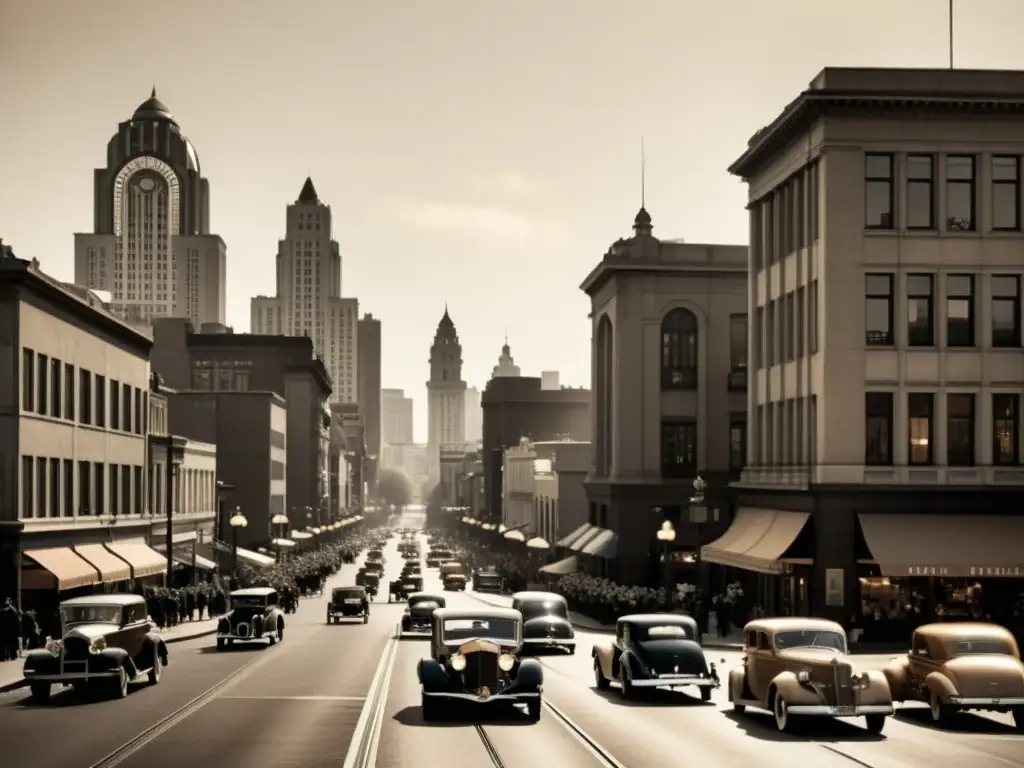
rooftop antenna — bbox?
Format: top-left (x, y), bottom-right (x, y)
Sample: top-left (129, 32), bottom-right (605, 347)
top-left (641, 137), bottom-right (646, 208)
top-left (948, 0), bottom-right (954, 69)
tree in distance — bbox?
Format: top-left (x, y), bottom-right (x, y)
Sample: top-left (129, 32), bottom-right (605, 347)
top-left (377, 468), bottom-right (414, 510)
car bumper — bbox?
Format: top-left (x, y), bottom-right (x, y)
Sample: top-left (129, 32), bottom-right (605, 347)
top-left (523, 638), bottom-right (576, 648)
top-left (949, 696), bottom-right (1024, 706)
top-left (631, 675), bottom-right (719, 688)
top-left (423, 690), bottom-right (540, 704)
top-left (329, 611), bottom-right (366, 618)
top-left (787, 704), bottom-right (894, 716)
top-left (24, 669), bottom-right (120, 682)
top-left (217, 633), bottom-right (268, 641)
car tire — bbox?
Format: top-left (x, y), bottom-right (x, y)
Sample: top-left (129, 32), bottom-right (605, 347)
top-left (929, 689), bottom-right (953, 725)
top-left (216, 638), bottom-right (225, 651)
top-left (732, 702), bottom-right (746, 714)
top-left (594, 659), bottom-right (610, 690)
top-left (526, 697), bottom-right (542, 722)
top-left (865, 714), bottom-right (886, 734)
top-left (148, 650), bottom-right (162, 685)
top-left (363, 615), bottom-right (369, 624)
top-left (113, 666), bottom-right (129, 699)
top-left (567, 646), bottom-right (575, 655)
top-left (29, 682), bottom-right (51, 704)
top-left (700, 686), bottom-right (712, 702)
top-left (421, 694), bottom-right (440, 722)
top-left (773, 692), bottom-right (794, 733)
top-left (277, 622), bottom-right (285, 642)
top-left (1012, 706), bottom-right (1024, 733)
top-left (618, 665), bottom-right (633, 699)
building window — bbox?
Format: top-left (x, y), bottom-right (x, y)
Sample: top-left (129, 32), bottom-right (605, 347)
top-left (945, 274), bottom-right (974, 347)
top-left (22, 349), bottom-right (34, 412)
top-left (122, 384), bottom-right (131, 432)
top-left (121, 464), bottom-right (131, 516)
top-left (133, 388), bottom-right (142, 435)
top-left (992, 275), bottom-right (1021, 348)
top-left (21, 457), bottom-right (33, 519)
top-left (110, 380), bottom-right (120, 430)
top-left (729, 418), bottom-right (747, 471)
top-left (908, 393), bottom-right (934, 466)
top-left (63, 459), bottom-right (74, 517)
top-left (95, 463), bottom-right (105, 515)
top-left (993, 394), bottom-right (1020, 466)
top-left (864, 392), bottom-right (893, 466)
top-left (49, 458), bottom-right (60, 518)
top-left (661, 308), bottom-right (698, 390)
top-left (946, 155), bottom-right (976, 231)
top-left (63, 363), bottom-right (74, 420)
top-left (79, 460), bottom-right (91, 515)
top-left (946, 393), bottom-right (975, 466)
top-left (906, 154), bottom-right (934, 229)
top-left (133, 466), bottom-right (143, 514)
top-left (37, 458), bottom-right (47, 519)
top-left (109, 465), bottom-right (119, 515)
top-left (907, 274), bottom-right (934, 347)
top-left (80, 370), bottom-right (92, 425)
top-left (95, 375), bottom-right (106, 428)
top-left (992, 156), bottom-right (1020, 231)
top-left (660, 420), bottom-right (697, 478)
top-left (865, 153), bottom-right (894, 229)
top-left (36, 354), bottom-right (48, 416)
top-left (865, 273), bottom-right (894, 346)
top-left (50, 359), bottom-right (61, 417)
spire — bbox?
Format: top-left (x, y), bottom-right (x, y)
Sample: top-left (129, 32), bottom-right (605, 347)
top-left (151, 84), bottom-right (157, 99)
top-left (633, 137), bottom-right (653, 236)
top-left (298, 176), bottom-right (319, 204)
top-left (641, 136), bottom-right (646, 209)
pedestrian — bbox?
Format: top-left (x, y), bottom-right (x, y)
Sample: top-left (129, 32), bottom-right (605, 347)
top-left (0, 597), bottom-right (22, 661)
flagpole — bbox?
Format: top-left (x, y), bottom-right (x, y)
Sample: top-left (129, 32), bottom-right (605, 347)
top-left (948, 0), bottom-right (954, 69)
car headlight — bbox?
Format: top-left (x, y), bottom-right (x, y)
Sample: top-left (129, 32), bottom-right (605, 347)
top-left (498, 653), bottom-right (515, 672)
top-left (796, 670), bottom-right (811, 683)
top-left (449, 653), bottom-right (467, 671)
top-left (89, 637), bottom-right (106, 654)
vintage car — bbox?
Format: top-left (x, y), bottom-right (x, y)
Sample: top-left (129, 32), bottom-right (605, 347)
top-left (363, 559), bottom-right (385, 576)
top-left (327, 586), bottom-right (370, 624)
top-left (341, 551), bottom-right (356, 564)
top-left (884, 621), bottom-right (1024, 729)
top-left (728, 617), bottom-right (893, 733)
top-left (417, 607), bottom-right (543, 721)
top-left (441, 561), bottom-right (468, 591)
top-left (373, 540), bottom-right (388, 550)
top-left (365, 549), bottom-right (386, 564)
top-left (356, 570), bottom-right (381, 597)
top-left (473, 569), bottom-right (504, 594)
top-left (512, 591), bottom-right (575, 653)
top-left (594, 614), bottom-right (717, 701)
top-left (216, 587), bottom-right (286, 649)
top-left (402, 562), bottom-right (423, 576)
top-left (22, 594), bottom-right (168, 703)
top-left (426, 548), bottom-right (454, 568)
top-left (401, 592), bottom-right (447, 634)
top-left (390, 576), bottom-right (424, 602)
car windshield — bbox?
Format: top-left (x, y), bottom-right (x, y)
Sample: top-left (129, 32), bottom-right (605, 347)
top-left (443, 618), bottom-right (518, 643)
top-left (949, 637), bottom-right (1016, 656)
top-left (361, 573), bottom-right (380, 583)
top-left (367, 550), bottom-right (383, 559)
top-left (61, 605), bottom-right (122, 625)
top-left (637, 623), bottom-right (695, 641)
top-left (775, 629), bottom-right (846, 651)
top-left (333, 589), bottom-right (364, 600)
top-left (441, 563), bottom-right (465, 576)
top-left (231, 596), bottom-right (267, 608)
top-left (410, 600), bottom-right (440, 610)
top-left (477, 573), bottom-right (500, 581)
top-left (433, 550), bottom-right (453, 559)
top-left (517, 601), bottom-right (568, 621)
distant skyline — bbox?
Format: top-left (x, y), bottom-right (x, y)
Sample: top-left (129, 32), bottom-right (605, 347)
top-left (4, 0), bottom-right (1023, 441)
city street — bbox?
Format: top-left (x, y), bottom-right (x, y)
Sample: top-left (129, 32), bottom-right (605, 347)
top-left (3, 529), bottom-right (1023, 768)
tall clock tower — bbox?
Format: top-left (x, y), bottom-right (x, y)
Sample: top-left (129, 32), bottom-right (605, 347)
top-left (427, 306), bottom-right (467, 481)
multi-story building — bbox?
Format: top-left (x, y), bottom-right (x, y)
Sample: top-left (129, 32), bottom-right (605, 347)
top-left (1, 256), bottom-right (170, 606)
top-left (580, 207), bottom-right (747, 586)
top-left (464, 386), bottom-right (482, 444)
top-left (427, 308), bottom-right (467, 481)
top-left (382, 388), bottom-right (414, 445)
top-left (481, 376), bottom-right (591, 524)
top-left (250, 178), bottom-right (359, 403)
top-left (149, 319), bottom-right (332, 526)
top-left (73, 90), bottom-right (227, 328)
top-left (357, 313), bottom-right (382, 494)
top-left (490, 339), bottom-right (522, 378)
top-left (714, 67), bottom-right (1024, 623)
top-left (332, 403), bottom-right (366, 512)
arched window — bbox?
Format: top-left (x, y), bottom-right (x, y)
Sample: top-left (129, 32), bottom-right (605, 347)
top-left (661, 308), bottom-right (698, 390)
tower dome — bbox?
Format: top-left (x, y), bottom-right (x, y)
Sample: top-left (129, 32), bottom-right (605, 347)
top-left (132, 87), bottom-right (177, 125)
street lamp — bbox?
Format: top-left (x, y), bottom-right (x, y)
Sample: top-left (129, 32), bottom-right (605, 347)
top-left (689, 475), bottom-right (708, 594)
top-left (164, 437), bottom-right (185, 588)
top-left (229, 508), bottom-right (248, 575)
top-left (271, 513), bottom-right (289, 563)
top-left (656, 520), bottom-right (677, 608)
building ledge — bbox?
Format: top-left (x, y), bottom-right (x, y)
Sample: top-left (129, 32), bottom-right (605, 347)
top-left (20, 510), bottom-right (217, 533)
top-left (733, 465), bottom-right (1024, 489)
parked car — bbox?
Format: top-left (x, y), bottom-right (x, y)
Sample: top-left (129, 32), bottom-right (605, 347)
top-left (217, 587), bottom-right (286, 649)
top-left (417, 607), bottom-right (543, 722)
top-left (401, 593), bottom-right (447, 634)
top-left (512, 591), bottom-right (575, 653)
top-left (22, 594), bottom-right (168, 703)
top-left (884, 621), bottom-right (1024, 730)
top-left (327, 586), bottom-right (370, 624)
top-left (594, 614), bottom-right (716, 700)
top-left (728, 617), bottom-right (893, 733)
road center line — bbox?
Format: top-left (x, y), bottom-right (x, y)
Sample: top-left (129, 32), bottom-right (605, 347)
top-left (341, 625), bottom-right (400, 768)
top-left (220, 695), bottom-right (367, 701)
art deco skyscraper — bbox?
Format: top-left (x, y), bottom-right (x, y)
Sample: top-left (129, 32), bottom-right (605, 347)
top-left (427, 307), bottom-right (467, 479)
top-left (74, 89), bottom-right (227, 327)
top-left (251, 178), bottom-right (358, 402)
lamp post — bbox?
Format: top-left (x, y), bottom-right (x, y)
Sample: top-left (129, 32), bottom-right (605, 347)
top-left (271, 513), bottom-right (289, 563)
top-left (656, 520), bottom-right (677, 609)
top-left (690, 475), bottom-right (708, 594)
top-left (229, 508), bottom-right (248, 576)
top-left (164, 437), bottom-right (185, 588)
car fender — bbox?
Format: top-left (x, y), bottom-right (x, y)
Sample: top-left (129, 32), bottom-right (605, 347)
top-left (515, 658), bottom-right (544, 688)
top-left (23, 649), bottom-right (57, 673)
top-left (620, 650), bottom-right (646, 679)
top-left (924, 670), bottom-right (958, 701)
top-left (859, 670), bottom-right (894, 706)
top-left (101, 646), bottom-right (133, 675)
top-left (769, 670), bottom-right (816, 705)
top-left (592, 642), bottom-right (614, 678)
top-left (728, 666), bottom-right (747, 702)
top-left (417, 658), bottom-right (447, 690)
top-left (144, 632), bottom-right (169, 665)
top-left (882, 658), bottom-right (911, 701)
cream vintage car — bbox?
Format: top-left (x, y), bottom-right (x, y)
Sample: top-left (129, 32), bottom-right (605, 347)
top-left (728, 617), bottom-right (894, 733)
top-left (883, 621), bottom-right (1024, 730)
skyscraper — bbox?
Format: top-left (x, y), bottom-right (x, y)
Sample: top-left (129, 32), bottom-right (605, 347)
top-left (357, 313), bottom-right (382, 492)
top-left (427, 306), bottom-right (466, 480)
top-left (382, 388), bottom-right (414, 445)
top-left (490, 338), bottom-right (521, 378)
top-left (74, 89), bottom-right (227, 327)
top-left (251, 178), bottom-right (358, 402)
top-left (464, 386), bottom-right (482, 443)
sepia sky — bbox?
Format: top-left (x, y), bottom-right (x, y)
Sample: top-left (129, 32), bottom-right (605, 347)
top-left (2, 0), bottom-right (1023, 442)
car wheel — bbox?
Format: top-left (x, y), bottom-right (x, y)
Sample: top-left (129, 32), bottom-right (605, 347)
top-left (277, 622), bottom-right (285, 642)
top-left (363, 615), bottom-right (369, 624)
top-left (113, 666), bottom-right (129, 699)
top-left (618, 665), bottom-right (633, 699)
top-left (1011, 706), bottom-right (1024, 733)
top-left (216, 638), bottom-right (225, 651)
top-left (594, 659), bottom-right (610, 690)
top-left (567, 646), bottom-right (575, 655)
top-left (773, 692), bottom-right (794, 732)
top-left (268, 633), bottom-right (277, 646)
top-left (700, 686), bottom-right (712, 702)
top-left (29, 682), bottom-right (51, 704)
top-left (929, 689), bottom-right (953, 725)
top-left (148, 650), bottom-right (162, 685)
top-left (526, 697), bottom-right (542, 722)
top-left (864, 714), bottom-right (886, 734)
top-left (732, 703), bottom-right (746, 714)
top-left (421, 694), bottom-right (440, 722)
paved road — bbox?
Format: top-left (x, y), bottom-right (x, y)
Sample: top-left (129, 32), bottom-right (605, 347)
top-left (5, 525), bottom-right (1023, 768)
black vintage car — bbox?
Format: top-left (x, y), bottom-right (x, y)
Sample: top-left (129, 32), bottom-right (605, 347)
top-left (512, 591), bottom-right (576, 654)
top-left (593, 614), bottom-right (719, 701)
top-left (426, 548), bottom-right (453, 568)
top-left (356, 570), bottom-right (381, 597)
top-left (401, 562), bottom-right (422, 577)
top-left (342, 551), bottom-right (356, 564)
top-left (23, 594), bottom-right (168, 703)
top-left (217, 587), bottom-right (287, 649)
top-left (390, 575), bottom-right (424, 602)
top-left (401, 593), bottom-right (447, 634)
top-left (328, 586), bottom-right (370, 624)
top-left (473, 569), bottom-right (503, 593)
top-left (417, 607), bottom-right (543, 722)
top-left (366, 549), bottom-right (385, 563)
top-left (363, 559), bottom-right (385, 576)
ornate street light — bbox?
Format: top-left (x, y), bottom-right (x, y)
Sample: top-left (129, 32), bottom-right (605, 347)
top-left (656, 520), bottom-right (677, 608)
top-left (229, 508), bottom-right (248, 575)
top-left (271, 513), bottom-right (289, 563)
top-left (164, 437), bottom-right (186, 588)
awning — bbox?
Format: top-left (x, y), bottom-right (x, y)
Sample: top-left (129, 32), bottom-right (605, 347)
top-left (701, 508), bottom-right (810, 575)
top-left (272, 538), bottom-right (297, 548)
top-left (581, 529), bottom-right (618, 558)
top-left (290, 530), bottom-right (313, 540)
top-left (22, 548), bottom-right (98, 591)
top-left (236, 547), bottom-right (276, 568)
top-left (570, 526), bottom-right (603, 552)
top-left (557, 523), bottom-right (593, 548)
top-left (174, 552), bottom-right (216, 571)
top-left (105, 542), bottom-right (167, 580)
top-left (75, 544), bottom-right (131, 583)
top-left (859, 514), bottom-right (1024, 578)
top-left (539, 555), bottom-right (578, 576)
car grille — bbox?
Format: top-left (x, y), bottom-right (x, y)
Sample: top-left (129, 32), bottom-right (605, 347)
top-left (811, 662), bottom-right (855, 706)
top-left (462, 651), bottom-right (500, 694)
top-left (63, 637), bottom-right (90, 661)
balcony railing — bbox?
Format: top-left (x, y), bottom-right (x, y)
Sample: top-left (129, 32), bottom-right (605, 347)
top-left (727, 369), bottom-right (747, 391)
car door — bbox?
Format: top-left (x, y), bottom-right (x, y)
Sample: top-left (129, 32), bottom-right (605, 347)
top-left (117, 604), bottom-right (148, 660)
top-left (745, 630), bottom-right (774, 704)
top-left (906, 632), bottom-right (934, 699)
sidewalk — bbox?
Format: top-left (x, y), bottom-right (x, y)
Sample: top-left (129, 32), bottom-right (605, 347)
top-left (0, 616), bottom-right (220, 694)
top-left (467, 589), bottom-right (744, 650)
